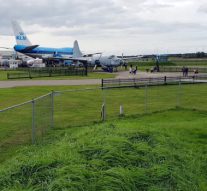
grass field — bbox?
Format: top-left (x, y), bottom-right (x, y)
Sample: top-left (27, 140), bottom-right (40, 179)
top-left (0, 108), bottom-right (206, 190)
top-left (0, 83), bottom-right (207, 163)
top-left (128, 58), bottom-right (207, 71)
top-left (169, 58), bottom-right (207, 66)
top-left (0, 85), bottom-right (94, 109)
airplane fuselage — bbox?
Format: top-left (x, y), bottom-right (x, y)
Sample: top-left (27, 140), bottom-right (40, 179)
top-left (91, 55), bottom-right (124, 67)
top-left (14, 45), bottom-right (73, 58)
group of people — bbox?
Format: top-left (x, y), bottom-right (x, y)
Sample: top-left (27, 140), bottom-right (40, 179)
top-left (182, 66), bottom-right (189, 77)
top-left (182, 66), bottom-right (199, 77)
top-left (129, 65), bottom-right (138, 75)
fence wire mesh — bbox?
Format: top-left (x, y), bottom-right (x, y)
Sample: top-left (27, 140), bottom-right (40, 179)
top-left (102, 85), bottom-right (179, 120)
top-left (180, 83), bottom-right (207, 110)
top-left (0, 102), bottom-right (32, 159)
top-left (0, 93), bottom-right (52, 158)
top-left (54, 88), bottom-right (103, 128)
top-left (33, 93), bottom-right (53, 143)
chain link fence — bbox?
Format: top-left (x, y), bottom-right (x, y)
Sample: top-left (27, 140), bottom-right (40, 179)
top-left (0, 101), bottom-right (32, 154)
top-left (0, 83), bottom-right (207, 158)
top-left (0, 93), bottom-right (53, 160)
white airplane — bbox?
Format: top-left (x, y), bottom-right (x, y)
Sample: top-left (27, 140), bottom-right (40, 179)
top-left (66, 41), bottom-right (139, 72)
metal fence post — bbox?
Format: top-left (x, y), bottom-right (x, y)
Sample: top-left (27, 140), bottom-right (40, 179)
top-left (120, 105), bottom-right (124, 116)
top-left (145, 84), bottom-right (148, 113)
top-left (177, 81), bottom-right (182, 108)
top-left (101, 103), bottom-right (106, 121)
top-left (102, 88), bottom-right (106, 121)
top-left (101, 79), bottom-right (104, 89)
top-left (32, 99), bottom-right (36, 144)
top-left (51, 91), bottom-right (54, 129)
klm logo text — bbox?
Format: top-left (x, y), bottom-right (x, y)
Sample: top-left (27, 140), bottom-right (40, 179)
top-left (16, 35), bottom-right (27, 40)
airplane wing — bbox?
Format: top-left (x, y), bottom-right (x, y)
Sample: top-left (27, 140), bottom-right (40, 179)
top-left (83, 52), bottom-right (102, 57)
top-left (22, 45), bottom-right (39, 52)
top-left (118, 56), bottom-right (143, 61)
top-left (0, 47), bottom-right (12, 50)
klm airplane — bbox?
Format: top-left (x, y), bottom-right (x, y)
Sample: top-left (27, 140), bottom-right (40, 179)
top-left (12, 21), bottom-right (73, 59)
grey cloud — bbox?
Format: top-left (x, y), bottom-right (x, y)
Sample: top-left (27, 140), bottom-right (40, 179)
top-left (0, 0), bottom-right (207, 54)
top-left (0, 0), bottom-right (178, 35)
top-left (141, 2), bottom-right (174, 10)
top-left (0, 0), bottom-right (200, 36)
top-left (50, 17), bottom-right (207, 39)
top-left (198, 3), bottom-right (207, 13)
top-left (0, 0), bottom-right (127, 34)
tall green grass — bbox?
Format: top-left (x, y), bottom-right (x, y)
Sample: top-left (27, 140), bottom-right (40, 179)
top-left (0, 109), bottom-right (206, 190)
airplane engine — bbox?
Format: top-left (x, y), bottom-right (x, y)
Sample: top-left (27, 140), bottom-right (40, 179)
top-left (95, 60), bottom-right (101, 66)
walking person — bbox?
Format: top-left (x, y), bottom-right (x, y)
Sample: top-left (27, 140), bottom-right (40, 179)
top-left (133, 66), bottom-right (137, 75)
top-left (129, 65), bottom-right (132, 74)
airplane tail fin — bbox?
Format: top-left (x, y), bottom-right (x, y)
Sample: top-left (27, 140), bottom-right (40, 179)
top-left (73, 40), bottom-right (83, 58)
top-left (11, 21), bottom-right (32, 46)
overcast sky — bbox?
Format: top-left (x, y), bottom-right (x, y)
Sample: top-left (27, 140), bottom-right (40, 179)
top-left (1, 0), bottom-right (207, 55)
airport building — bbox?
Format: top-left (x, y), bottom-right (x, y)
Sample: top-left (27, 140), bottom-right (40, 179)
top-left (0, 50), bottom-right (22, 69)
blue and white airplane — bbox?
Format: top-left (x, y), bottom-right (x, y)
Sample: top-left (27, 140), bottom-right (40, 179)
top-left (12, 21), bottom-right (73, 59)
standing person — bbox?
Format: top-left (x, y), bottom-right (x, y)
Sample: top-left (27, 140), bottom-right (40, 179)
top-left (133, 66), bottom-right (137, 75)
top-left (124, 63), bottom-right (128, 71)
top-left (129, 65), bottom-right (132, 74)
top-left (182, 66), bottom-right (185, 77)
top-left (186, 67), bottom-right (189, 77)
top-left (194, 69), bottom-right (198, 75)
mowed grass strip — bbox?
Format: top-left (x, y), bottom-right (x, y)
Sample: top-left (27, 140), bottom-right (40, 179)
top-left (0, 70), bottom-right (116, 81)
top-left (0, 84), bottom-right (207, 162)
top-left (0, 85), bottom-right (98, 109)
top-left (0, 109), bottom-right (206, 190)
